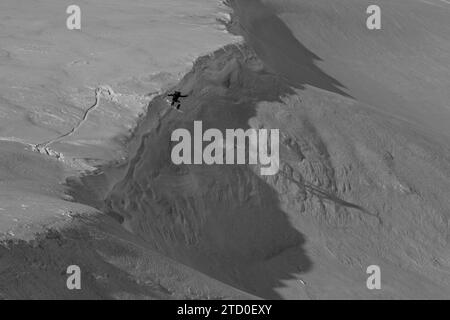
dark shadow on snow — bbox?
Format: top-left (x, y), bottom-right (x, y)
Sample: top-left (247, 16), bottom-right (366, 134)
top-left (228, 0), bottom-right (352, 98)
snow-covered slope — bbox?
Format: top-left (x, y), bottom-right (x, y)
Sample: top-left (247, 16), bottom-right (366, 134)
top-left (103, 0), bottom-right (450, 299)
top-left (0, 0), bottom-right (239, 164)
top-left (0, 0), bottom-right (252, 299)
top-left (1, 0), bottom-right (450, 299)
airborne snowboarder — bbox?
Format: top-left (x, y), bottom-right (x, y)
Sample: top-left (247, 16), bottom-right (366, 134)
top-left (167, 91), bottom-right (188, 110)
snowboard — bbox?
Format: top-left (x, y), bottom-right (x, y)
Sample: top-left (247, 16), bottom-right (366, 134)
top-left (165, 98), bottom-right (184, 113)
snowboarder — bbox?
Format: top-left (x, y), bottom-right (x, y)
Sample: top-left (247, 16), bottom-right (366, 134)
top-left (167, 91), bottom-right (188, 110)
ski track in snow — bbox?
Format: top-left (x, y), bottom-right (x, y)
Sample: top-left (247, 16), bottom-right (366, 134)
top-left (35, 87), bottom-right (103, 150)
